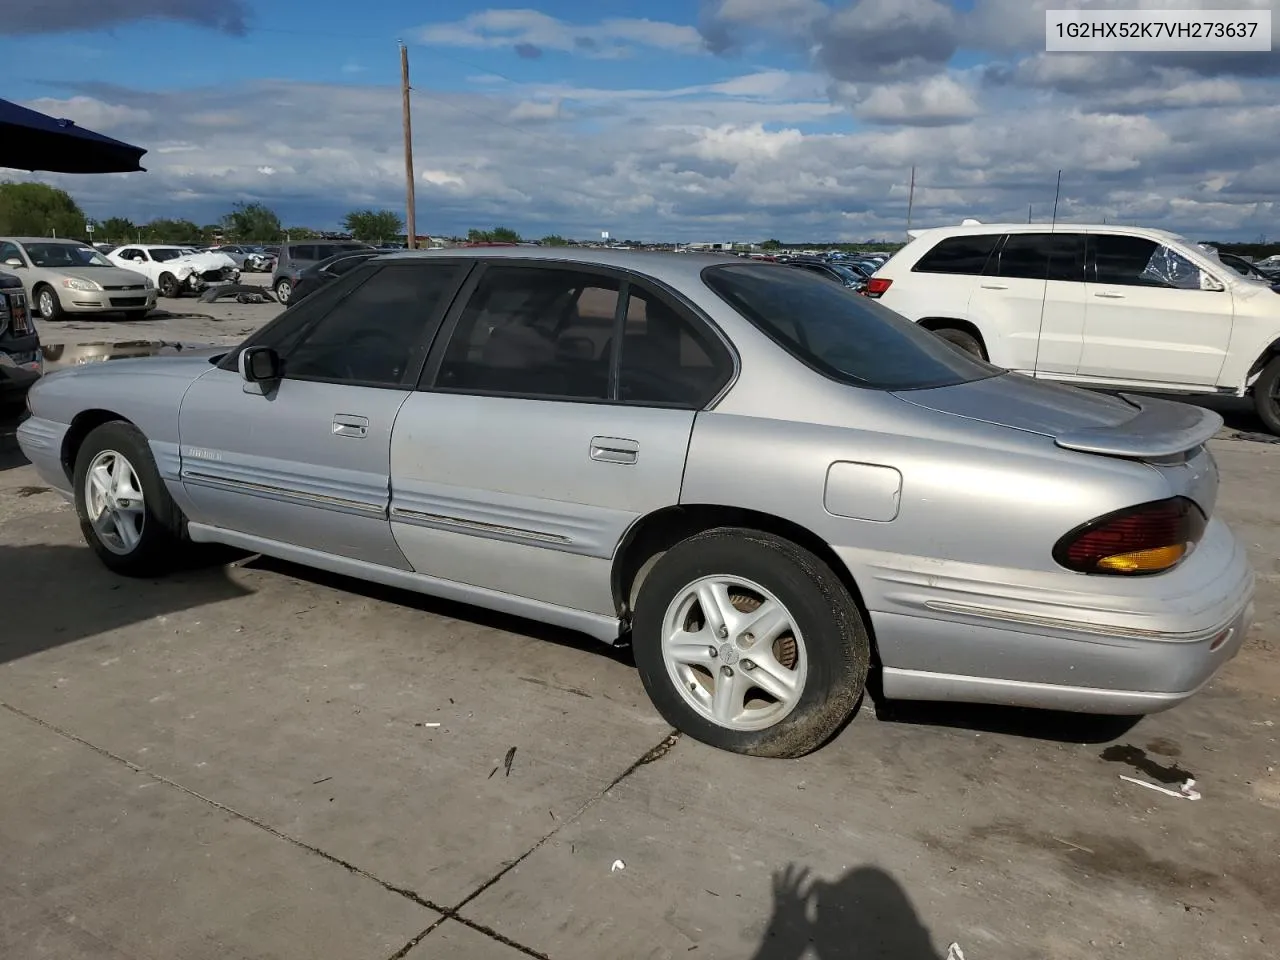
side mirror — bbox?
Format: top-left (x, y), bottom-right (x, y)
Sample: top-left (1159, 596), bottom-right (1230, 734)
top-left (4, 258), bottom-right (23, 268)
top-left (239, 346), bottom-right (281, 384)
top-left (132, 257), bottom-right (145, 263)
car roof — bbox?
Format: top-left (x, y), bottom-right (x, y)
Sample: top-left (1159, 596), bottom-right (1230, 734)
top-left (909, 222), bottom-right (1187, 243)
top-left (1, 236), bottom-right (89, 244)
top-left (376, 247), bottom-right (740, 286)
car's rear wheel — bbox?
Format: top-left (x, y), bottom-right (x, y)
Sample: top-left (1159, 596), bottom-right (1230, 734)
top-left (631, 528), bottom-right (869, 758)
top-left (274, 278), bottom-right (292, 304)
top-left (34, 285), bottom-right (63, 321)
top-left (157, 272), bottom-right (180, 298)
top-left (933, 326), bottom-right (986, 360)
top-left (1254, 357), bottom-right (1280, 435)
top-left (73, 421), bottom-right (189, 576)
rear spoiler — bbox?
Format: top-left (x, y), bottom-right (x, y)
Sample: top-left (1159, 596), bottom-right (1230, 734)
top-left (1054, 394), bottom-right (1223, 459)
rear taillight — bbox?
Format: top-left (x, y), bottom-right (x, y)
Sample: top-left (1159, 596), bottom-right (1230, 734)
top-left (863, 277), bottom-right (893, 298)
top-left (1054, 497), bottom-right (1206, 576)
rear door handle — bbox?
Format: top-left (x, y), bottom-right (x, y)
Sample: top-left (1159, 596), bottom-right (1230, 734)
top-left (1094, 291), bottom-right (1126, 299)
top-left (590, 436), bottom-right (638, 464)
top-left (979, 282), bottom-right (1009, 290)
top-left (332, 414), bottom-right (369, 439)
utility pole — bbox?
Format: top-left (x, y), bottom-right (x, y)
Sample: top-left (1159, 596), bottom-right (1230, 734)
top-left (1028, 203), bottom-right (1032, 223)
top-left (400, 42), bottom-right (417, 250)
top-left (905, 165), bottom-right (916, 240)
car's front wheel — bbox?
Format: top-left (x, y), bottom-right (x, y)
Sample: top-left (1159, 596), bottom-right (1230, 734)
top-left (73, 421), bottom-right (189, 576)
top-left (274, 278), bottom-right (292, 304)
top-left (1254, 357), bottom-right (1280, 435)
top-left (157, 272), bottom-right (180, 298)
top-left (34, 285), bottom-right (63, 321)
top-left (631, 528), bottom-right (869, 758)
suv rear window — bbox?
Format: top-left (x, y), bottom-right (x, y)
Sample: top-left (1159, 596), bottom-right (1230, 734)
top-left (912, 234), bottom-right (1000, 275)
top-left (703, 264), bottom-right (998, 391)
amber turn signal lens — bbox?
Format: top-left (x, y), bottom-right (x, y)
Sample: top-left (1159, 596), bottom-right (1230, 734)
top-left (1096, 543), bottom-right (1187, 574)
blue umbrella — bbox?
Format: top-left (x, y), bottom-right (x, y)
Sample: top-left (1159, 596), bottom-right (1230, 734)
top-left (0, 97), bottom-right (146, 174)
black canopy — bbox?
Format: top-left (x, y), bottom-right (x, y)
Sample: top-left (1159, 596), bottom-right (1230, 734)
top-left (0, 97), bottom-right (146, 174)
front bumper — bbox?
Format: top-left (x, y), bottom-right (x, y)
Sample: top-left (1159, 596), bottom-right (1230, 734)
top-left (843, 518), bottom-right (1256, 714)
top-left (61, 291), bottom-right (158, 313)
top-left (0, 333), bottom-right (42, 396)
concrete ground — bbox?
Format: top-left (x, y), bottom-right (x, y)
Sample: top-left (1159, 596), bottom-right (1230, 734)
top-left (1, 300), bottom-right (1278, 960)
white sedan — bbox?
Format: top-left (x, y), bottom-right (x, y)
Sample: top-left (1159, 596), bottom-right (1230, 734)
top-left (106, 245), bottom-right (240, 298)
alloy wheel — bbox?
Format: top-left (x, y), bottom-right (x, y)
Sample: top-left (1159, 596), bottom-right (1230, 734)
top-left (83, 449), bottom-right (146, 555)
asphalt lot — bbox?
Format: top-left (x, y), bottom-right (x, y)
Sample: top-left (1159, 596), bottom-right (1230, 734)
top-left (1, 295), bottom-right (1278, 959)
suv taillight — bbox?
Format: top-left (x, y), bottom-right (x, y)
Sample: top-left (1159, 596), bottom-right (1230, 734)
top-left (1053, 497), bottom-right (1206, 575)
top-left (863, 277), bottom-right (893, 298)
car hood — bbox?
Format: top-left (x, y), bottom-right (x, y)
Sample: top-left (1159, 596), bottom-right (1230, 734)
top-left (164, 252), bottom-right (236, 271)
top-left (894, 373), bottom-right (1222, 459)
top-left (41, 347), bottom-right (224, 381)
top-left (43, 266), bottom-right (150, 287)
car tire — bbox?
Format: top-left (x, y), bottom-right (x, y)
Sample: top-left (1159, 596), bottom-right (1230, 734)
top-left (157, 272), bottom-right (180, 298)
top-left (933, 327), bottom-right (987, 360)
top-left (1253, 357), bottom-right (1280, 435)
top-left (73, 421), bottom-right (190, 577)
top-left (274, 279), bottom-right (292, 304)
top-left (34, 284), bottom-right (63, 321)
top-left (631, 527), bottom-right (870, 758)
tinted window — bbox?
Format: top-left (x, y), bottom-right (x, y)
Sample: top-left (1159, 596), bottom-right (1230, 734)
top-left (289, 245), bottom-right (317, 261)
top-left (435, 266), bottom-right (618, 400)
top-left (282, 263), bottom-right (463, 386)
top-left (618, 286), bottom-right (731, 407)
top-left (0, 241), bottom-right (23, 264)
top-left (703, 264), bottom-right (998, 390)
top-left (995, 234), bottom-right (1082, 282)
top-left (324, 254), bottom-right (375, 276)
top-left (913, 234), bottom-right (999, 275)
top-left (116, 248), bottom-right (142, 261)
top-left (1092, 235), bottom-right (1203, 290)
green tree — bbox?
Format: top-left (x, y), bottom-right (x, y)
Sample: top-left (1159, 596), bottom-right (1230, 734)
top-left (221, 202), bottom-right (283, 242)
top-left (285, 226), bottom-right (319, 240)
top-left (760, 238), bottom-right (782, 250)
top-left (141, 219), bottom-right (202, 243)
top-left (98, 217), bottom-right (137, 243)
top-left (468, 226), bottom-right (521, 243)
top-left (199, 224), bottom-right (222, 243)
top-left (540, 234), bottom-right (569, 246)
top-left (342, 208), bottom-right (404, 244)
top-left (0, 182), bottom-right (86, 238)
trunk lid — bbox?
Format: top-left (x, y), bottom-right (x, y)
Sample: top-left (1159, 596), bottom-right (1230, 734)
top-left (894, 373), bottom-right (1223, 459)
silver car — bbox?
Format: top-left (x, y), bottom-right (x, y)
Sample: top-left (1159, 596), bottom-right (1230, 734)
top-left (17, 249), bottom-right (1254, 756)
top-left (0, 237), bottom-right (156, 320)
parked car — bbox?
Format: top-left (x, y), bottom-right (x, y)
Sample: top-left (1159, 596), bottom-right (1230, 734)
top-left (0, 237), bottom-right (156, 320)
top-left (0, 271), bottom-right (41, 404)
top-left (106, 244), bottom-right (239, 297)
top-left (16, 250), bottom-right (1253, 757)
top-left (289, 249), bottom-right (381, 303)
top-left (784, 259), bottom-right (866, 291)
top-left (208, 244), bottom-right (252, 268)
top-left (872, 223), bottom-right (1280, 434)
top-left (271, 241), bottom-right (373, 304)
top-left (1214, 252), bottom-right (1280, 291)
top-left (244, 248), bottom-right (276, 273)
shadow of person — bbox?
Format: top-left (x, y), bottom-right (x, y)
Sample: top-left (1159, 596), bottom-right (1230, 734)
top-left (751, 864), bottom-right (944, 960)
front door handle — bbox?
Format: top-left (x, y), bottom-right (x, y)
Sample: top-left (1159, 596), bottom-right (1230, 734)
top-left (332, 414), bottom-right (369, 439)
top-left (979, 282), bottom-right (1009, 290)
top-left (590, 436), bottom-right (638, 464)
top-left (1094, 291), bottom-right (1126, 299)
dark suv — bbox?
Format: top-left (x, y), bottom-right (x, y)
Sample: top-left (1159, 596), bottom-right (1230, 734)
top-left (271, 241), bottom-right (372, 305)
top-left (0, 272), bottom-right (41, 405)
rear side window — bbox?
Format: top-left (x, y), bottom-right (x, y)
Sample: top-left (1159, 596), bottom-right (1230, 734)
top-left (618, 285), bottom-right (731, 407)
top-left (289, 245), bottom-right (317, 261)
top-left (994, 234), bottom-right (1083, 282)
top-left (912, 234), bottom-right (999, 275)
top-left (703, 264), bottom-right (998, 391)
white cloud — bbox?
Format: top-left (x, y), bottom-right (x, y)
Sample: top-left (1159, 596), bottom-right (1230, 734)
top-left (840, 74), bottom-right (979, 125)
top-left (417, 9), bottom-right (702, 58)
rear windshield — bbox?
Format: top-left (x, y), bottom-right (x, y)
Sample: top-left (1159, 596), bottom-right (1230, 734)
top-left (702, 263), bottom-right (999, 391)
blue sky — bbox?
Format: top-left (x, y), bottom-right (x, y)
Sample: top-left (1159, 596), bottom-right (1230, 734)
top-left (4, 0), bottom-right (1280, 240)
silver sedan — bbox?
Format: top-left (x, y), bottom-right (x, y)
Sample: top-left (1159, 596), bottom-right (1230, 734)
top-left (17, 249), bottom-right (1254, 756)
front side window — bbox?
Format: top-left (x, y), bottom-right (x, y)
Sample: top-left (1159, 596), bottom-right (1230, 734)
top-left (282, 262), bottom-right (464, 387)
top-left (912, 234), bottom-right (1000, 275)
top-left (994, 233), bottom-right (1083, 282)
top-left (0, 241), bottom-right (24, 265)
top-left (703, 263), bottom-right (998, 391)
top-left (1092, 235), bottom-right (1205, 289)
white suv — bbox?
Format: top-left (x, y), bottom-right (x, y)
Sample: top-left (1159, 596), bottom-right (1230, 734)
top-left (870, 223), bottom-right (1280, 434)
